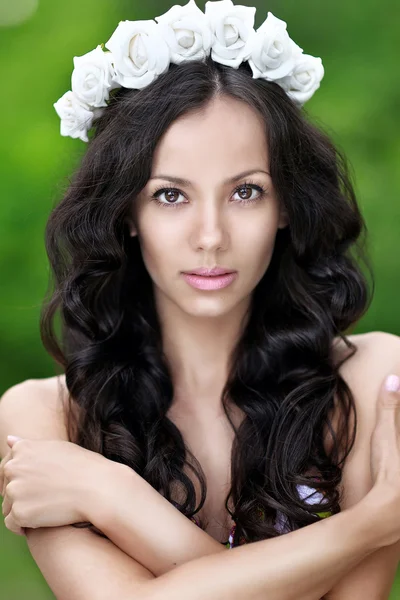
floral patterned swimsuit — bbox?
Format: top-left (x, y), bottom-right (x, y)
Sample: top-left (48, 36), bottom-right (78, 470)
top-left (181, 480), bottom-right (333, 549)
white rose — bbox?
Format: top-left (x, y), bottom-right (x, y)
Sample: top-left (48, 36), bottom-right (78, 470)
top-left (53, 91), bottom-right (95, 142)
top-left (105, 20), bottom-right (170, 89)
top-left (71, 45), bottom-right (118, 108)
top-left (155, 0), bottom-right (213, 64)
top-left (205, 0), bottom-right (256, 68)
top-left (248, 12), bottom-right (303, 81)
top-left (277, 54), bottom-right (324, 105)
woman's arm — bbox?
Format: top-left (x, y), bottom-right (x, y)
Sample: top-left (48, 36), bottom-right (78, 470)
top-left (79, 335), bottom-right (400, 596)
top-left (23, 525), bottom-right (155, 600)
top-left (97, 490), bottom-right (388, 600)
top-left (23, 486), bottom-right (388, 600)
top-left (8, 441), bottom-right (394, 600)
top-left (1, 369), bottom-right (398, 600)
top-left (322, 332), bottom-right (400, 598)
top-left (1, 442), bottom-right (384, 600)
top-left (0, 379), bottom-right (383, 600)
top-left (87, 338), bottom-right (400, 600)
top-left (89, 462), bottom-right (226, 574)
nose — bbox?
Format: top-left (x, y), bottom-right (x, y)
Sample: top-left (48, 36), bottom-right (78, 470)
top-left (191, 199), bottom-right (229, 253)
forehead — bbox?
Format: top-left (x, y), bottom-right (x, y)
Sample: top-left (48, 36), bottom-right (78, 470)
top-left (150, 96), bottom-right (269, 180)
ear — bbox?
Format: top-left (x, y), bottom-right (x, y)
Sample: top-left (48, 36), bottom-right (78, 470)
top-left (125, 216), bottom-right (138, 237)
top-left (278, 208), bottom-right (289, 229)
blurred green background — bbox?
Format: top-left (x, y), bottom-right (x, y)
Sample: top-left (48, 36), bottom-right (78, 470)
top-left (0, 0), bottom-right (399, 597)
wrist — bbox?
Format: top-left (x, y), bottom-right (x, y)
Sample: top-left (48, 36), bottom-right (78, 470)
top-left (357, 486), bottom-right (400, 548)
top-left (342, 496), bottom-right (383, 553)
top-left (79, 456), bottom-right (128, 526)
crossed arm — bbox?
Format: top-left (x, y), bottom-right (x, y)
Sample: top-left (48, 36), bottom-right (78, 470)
top-left (4, 449), bottom-right (384, 600)
top-left (1, 354), bottom-right (400, 599)
top-left (24, 456), bottom-right (400, 600)
top-left (22, 498), bottom-right (385, 600)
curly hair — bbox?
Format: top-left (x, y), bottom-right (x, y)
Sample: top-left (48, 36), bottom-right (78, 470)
top-left (40, 56), bottom-right (373, 546)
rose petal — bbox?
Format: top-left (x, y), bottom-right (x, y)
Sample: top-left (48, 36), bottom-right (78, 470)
top-left (155, 0), bottom-right (213, 64)
top-left (54, 91), bottom-right (94, 142)
top-left (106, 20), bottom-right (170, 89)
top-left (248, 12), bottom-right (303, 80)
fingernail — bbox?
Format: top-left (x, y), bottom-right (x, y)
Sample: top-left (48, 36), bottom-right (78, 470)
top-left (7, 435), bottom-right (21, 443)
top-left (385, 375), bottom-right (400, 393)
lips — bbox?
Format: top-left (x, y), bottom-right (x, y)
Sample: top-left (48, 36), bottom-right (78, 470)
top-left (183, 267), bottom-right (236, 276)
top-left (182, 271), bottom-right (237, 290)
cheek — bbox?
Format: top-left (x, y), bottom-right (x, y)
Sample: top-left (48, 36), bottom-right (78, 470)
top-left (236, 213), bottom-right (279, 267)
top-left (137, 218), bottom-right (181, 275)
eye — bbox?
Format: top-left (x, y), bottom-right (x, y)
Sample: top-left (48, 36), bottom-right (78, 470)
top-left (151, 186), bottom-right (186, 207)
top-left (150, 181), bottom-right (269, 208)
top-left (232, 184), bottom-right (266, 203)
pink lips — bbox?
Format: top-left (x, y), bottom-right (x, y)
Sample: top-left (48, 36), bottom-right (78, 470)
top-left (183, 266), bottom-right (236, 276)
top-left (182, 267), bottom-right (237, 290)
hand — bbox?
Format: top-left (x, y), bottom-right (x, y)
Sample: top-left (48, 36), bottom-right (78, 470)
top-left (367, 372), bottom-right (400, 546)
top-left (0, 446), bottom-right (24, 535)
top-left (0, 437), bottom-right (108, 535)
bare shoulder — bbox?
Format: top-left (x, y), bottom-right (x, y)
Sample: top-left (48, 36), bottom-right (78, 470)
top-left (334, 330), bottom-right (400, 389)
top-left (0, 374), bottom-right (70, 458)
top-left (1, 331), bottom-right (398, 461)
top-left (333, 330), bottom-right (400, 429)
top-left (331, 330), bottom-right (400, 508)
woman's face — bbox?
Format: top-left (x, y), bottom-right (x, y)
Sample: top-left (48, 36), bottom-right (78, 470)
top-left (128, 95), bottom-right (288, 320)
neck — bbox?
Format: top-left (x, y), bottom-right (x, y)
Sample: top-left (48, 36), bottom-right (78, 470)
top-left (155, 291), bottom-right (251, 415)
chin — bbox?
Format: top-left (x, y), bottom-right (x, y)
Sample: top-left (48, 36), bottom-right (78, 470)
top-left (179, 296), bottom-right (240, 318)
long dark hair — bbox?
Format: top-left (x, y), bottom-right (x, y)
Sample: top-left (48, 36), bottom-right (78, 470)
top-left (41, 56), bottom-right (373, 545)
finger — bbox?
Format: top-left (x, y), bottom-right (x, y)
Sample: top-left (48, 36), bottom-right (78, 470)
top-left (7, 436), bottom-right (22, 449)
top-left (4, 511), bottom-right (25, 536)
top-left (2, 488), bottom-right (12, 518)
top-left (0, 454), bottom-right (12, 497)
top-left (379, 374), bottom-right (400, 411)
top-left (374, 374), bottom-right (400, 441)
top-left (383, 374), bottom-right (400, 394)
top-left (0, 457), bottom-right (5, 495)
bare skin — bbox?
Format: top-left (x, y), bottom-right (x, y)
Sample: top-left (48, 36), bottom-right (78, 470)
top-left (55, 334), bottom-right (357, 546)
top-left (54, 335), bottom-right (351, 546)
top-left (1, 338), bottom-right (400, 599)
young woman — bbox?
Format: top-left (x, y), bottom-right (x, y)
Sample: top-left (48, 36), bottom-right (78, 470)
top-left (1, 2), bottom-right (400, 598)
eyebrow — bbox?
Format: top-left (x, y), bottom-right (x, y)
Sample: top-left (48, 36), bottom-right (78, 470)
top-left (149, 169), bottom-right (271, 187)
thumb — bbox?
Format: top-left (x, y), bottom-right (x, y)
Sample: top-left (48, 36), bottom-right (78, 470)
top-left (379, 374), bottom-right (400, 411)
top-left (7, 435), bottom-right (22, 447)
top-left (384, 373), bottom-right (400, 393)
